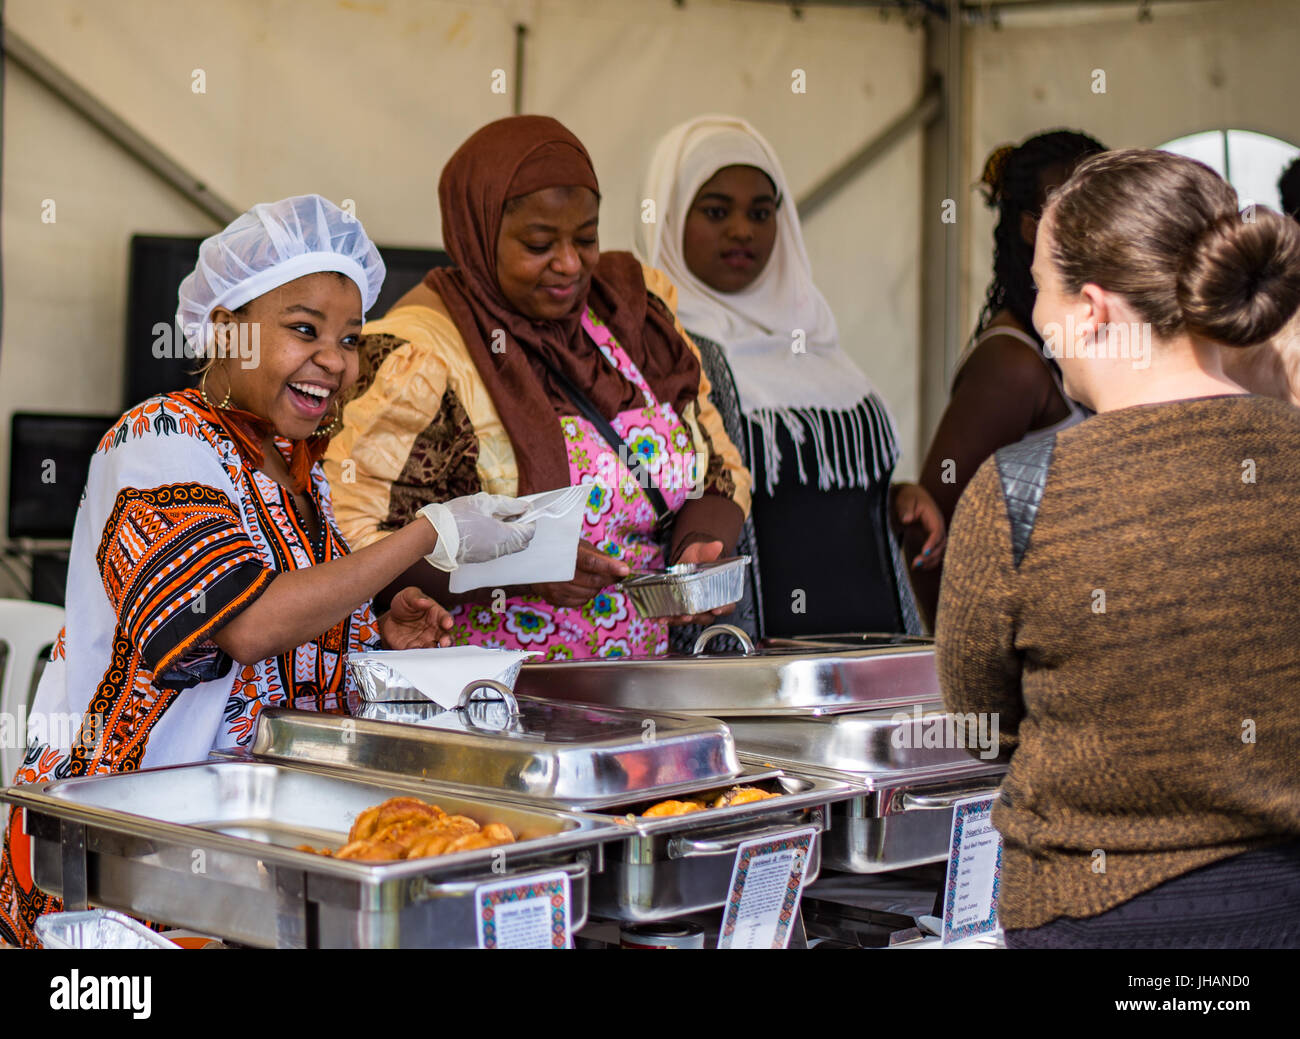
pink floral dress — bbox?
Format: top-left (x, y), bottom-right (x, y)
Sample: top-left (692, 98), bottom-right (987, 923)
top-left (448, 310), bottom-right (693, 659)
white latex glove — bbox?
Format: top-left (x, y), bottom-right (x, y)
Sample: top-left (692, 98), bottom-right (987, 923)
top-left (418, 493), bottom-right (536, 571)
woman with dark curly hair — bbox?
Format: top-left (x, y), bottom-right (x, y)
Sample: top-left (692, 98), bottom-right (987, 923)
top-left (910, 130), bottom-right (1106, 627)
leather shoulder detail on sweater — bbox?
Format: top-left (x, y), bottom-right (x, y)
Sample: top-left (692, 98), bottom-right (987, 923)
top-left (994, 434), bottom-right (1056, 568)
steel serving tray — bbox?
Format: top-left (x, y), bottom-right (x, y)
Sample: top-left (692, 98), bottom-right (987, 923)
top-left (725, 702), bottom-right (1004, 776)
top-left (728, 703), bottom-right (1006, 873)
top-left (233, 704), bottom-right (856, 924)
top-left (511, 627), bottom-right (941, 716)
top-left (3, 760), bottom-right (613, 948)
top-left (244, 688), bottom-right (743, 811)
top-left (571, 764), bottom-right (855, 922)
top-left (820, 768), bottom-right (1005, 872)
top-left (514, 628), bottom-right (1005, 874)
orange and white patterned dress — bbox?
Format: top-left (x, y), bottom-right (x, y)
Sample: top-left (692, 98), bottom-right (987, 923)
top-left (0, 389), bottom-right (380, 947)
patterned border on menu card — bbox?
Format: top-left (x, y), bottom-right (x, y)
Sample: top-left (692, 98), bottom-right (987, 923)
top-left (943, 797), bottom-right (1002, 942)
top-left (720, 830), bottom-right (816, 948)
top-left (478, 876), bottom-right (569, 950)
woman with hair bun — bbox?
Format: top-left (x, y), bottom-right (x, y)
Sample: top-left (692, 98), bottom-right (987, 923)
top-left (937, 149), bottom-right (1300, 949)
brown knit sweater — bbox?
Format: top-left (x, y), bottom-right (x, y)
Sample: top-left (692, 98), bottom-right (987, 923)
top-left (937, 394), bottom-right (1300, 931)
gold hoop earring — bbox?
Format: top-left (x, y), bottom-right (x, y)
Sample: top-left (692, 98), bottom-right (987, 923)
top-left (311, 399), bottom-right (342, 439)
top-left (199, 366), bottom-right (233, 410)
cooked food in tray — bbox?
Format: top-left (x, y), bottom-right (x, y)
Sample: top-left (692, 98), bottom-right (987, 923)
top-left (642, 799), bottom-right (706, 817)
top-left (715, 787), bottom-right (779, 807)
top-left (297, 796), bottom-right (517, 861)
top-left (641, 786), bottom-right (780, 817)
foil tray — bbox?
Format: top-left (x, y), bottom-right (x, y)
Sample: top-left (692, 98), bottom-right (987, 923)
top-left (36, 909), bottom-right (178, 950)
top-left (621, 557), bottom-right (749, 618)
top-left (349, 647), bottom-right (533, 704)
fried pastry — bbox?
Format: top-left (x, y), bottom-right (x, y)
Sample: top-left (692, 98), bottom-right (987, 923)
top-left (444, 824), bottom-right (517, 855)
top-left (336, 837), bottom-right (406, 861)
top-left (374, 798), bottom-right (445, 831)
top-left (713, 786), bottom-right (779, 808)
top-left (301, 797), bottom-right (518, 862)
top-left (642, 799), bottom-right (706, 817)
top-left (480, 823), bottom-right (515, 843)
top-left (371, 818), bottom-right (438, 853)
top-left (641, 787), bottom-right (779, 817)
top-left (405, 833), bottom-right (456, 859)
top-left (347, 804), bottom-right (383, 843)
top-left (437, 815), bottom-right (481, 838)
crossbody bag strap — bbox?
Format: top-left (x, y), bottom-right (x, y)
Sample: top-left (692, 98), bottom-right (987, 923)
top-left (532, 352), bottom-right (672, 525)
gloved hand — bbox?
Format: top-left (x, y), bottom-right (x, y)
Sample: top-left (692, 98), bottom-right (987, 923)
top-left (418, 493), bottom-right (536, 571)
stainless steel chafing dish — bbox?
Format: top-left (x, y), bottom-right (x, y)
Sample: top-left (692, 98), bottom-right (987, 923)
top-left (576, 769), bottom-right (843, 923)
top-left (2, 760), bottom-right (611, 948)
top-left (235, 683), bottom-right (856, 923)
top-left (254, 683), bottom-right (742, 807)
top-left (512, 628), bottom-right (939, 715)
top-left (514, 628), bottom-right (1007, 873)
top-left (733, 708), bottom-right (1004, 873)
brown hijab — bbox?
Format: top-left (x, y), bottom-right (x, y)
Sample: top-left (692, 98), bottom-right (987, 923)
top-left (425, 115), bottom-right (701, 494)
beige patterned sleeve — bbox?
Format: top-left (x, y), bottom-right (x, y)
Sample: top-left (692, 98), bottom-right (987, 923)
top-left (324, 308), bottom-right (456, 550)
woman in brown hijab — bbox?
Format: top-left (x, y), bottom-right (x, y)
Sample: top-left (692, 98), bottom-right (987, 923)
top-left (325, 116), bottom-right (752, 659)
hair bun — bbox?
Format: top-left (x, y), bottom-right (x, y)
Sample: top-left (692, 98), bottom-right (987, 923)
top-left (1177, 207), bottom-right (1300, 347)
top-left (978, 144), bottom-right (1016, 206)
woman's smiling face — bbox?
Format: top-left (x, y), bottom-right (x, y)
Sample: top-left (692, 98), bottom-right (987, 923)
top-left (682, 164), bottom-right (779, 294)
top-left (496, 185), bottom-right (600, 320)
top-left (209, 271), bottom-right (362, 440)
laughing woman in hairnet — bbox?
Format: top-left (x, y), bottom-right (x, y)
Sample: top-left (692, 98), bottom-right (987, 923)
top-left (0, 196), bottom-right (535, 948)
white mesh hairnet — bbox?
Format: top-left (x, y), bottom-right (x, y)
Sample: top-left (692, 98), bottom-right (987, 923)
top-left (176, 194), bottom-right (385, 352)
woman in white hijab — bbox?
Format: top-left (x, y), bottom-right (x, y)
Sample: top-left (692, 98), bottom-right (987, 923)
top-left (636, 115), bottom-right (943, 637)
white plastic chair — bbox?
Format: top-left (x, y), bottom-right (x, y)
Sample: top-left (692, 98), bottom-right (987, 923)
top-left (0, 600), bottom-right (65, 782)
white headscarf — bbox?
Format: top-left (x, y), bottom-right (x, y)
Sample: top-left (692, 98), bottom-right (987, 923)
top-left (635, 115), bottom-right (894, 492)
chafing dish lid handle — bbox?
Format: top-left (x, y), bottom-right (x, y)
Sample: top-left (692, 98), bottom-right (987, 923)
top-left (457, 679), bottom-right (521, 718)
top-left (692, 624), bottom-right (756, 656)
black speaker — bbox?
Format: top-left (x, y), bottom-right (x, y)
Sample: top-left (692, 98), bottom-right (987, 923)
top-left (123, 236), bottom-right (454, 411)
top-left (7, 412), bottom-right (118, 541)
top-left (124, 235), bottom-right (204, 408)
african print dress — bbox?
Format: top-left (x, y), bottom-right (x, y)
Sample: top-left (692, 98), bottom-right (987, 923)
top-left (0, 388), bottom-right (380, 947)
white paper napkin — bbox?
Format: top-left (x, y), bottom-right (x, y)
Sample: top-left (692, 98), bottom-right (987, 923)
top-left (448, 484), bottom-right (588, 594)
